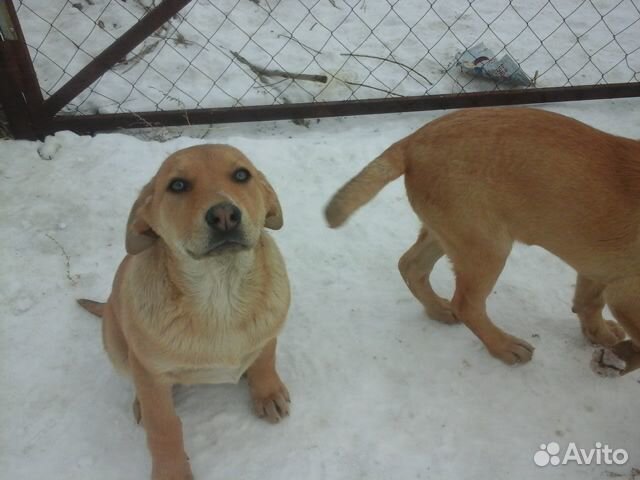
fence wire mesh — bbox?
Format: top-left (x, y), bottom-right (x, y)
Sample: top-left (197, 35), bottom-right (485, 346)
top-left (15, 0), bottom-right (640, 116)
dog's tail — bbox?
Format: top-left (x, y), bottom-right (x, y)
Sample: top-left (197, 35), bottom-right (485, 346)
top-left (77, 298), bottom-right (105, 318)
top-left (325, 144), bottom-right (406, 228)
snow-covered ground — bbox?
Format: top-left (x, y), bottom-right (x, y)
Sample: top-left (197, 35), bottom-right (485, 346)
top-left (1, 99), bottom-right (639, 479)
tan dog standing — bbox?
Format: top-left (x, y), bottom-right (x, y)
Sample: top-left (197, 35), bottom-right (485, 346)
top-left (78, 145), bottom-right (290, 480)
top-left (326, 107), bottom-right (640, 365)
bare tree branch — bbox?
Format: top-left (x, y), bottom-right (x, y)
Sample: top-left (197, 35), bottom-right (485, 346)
top-left (341, 52), bottom-right (433, 86)
top-left (278, 34), bottom-right (323, 55)
top-left (342, 80), bottom-right (403, 97)
top-left (231, 51), bottom-right (328, 83)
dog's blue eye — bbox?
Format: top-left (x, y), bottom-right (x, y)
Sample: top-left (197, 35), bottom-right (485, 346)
top-left (168, 179), bottom-right (190, 192)
top-left (233, 168), bottom-right (251, 183)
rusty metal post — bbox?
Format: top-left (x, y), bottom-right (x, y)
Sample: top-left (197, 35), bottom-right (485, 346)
top-left (0, 0), bottom-right (45, 139)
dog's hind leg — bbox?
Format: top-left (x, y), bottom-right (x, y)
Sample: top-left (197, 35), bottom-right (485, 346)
top-left (572, 274), bottom-right (625, 346)
top-left (604, 277), bottom-right (640, 350)
top-left (398, 227), bottom-right (458, 324)
top-left (445, 232), bottom-right (534, 365)
top-left (101, 303), bottom-right (130, 375)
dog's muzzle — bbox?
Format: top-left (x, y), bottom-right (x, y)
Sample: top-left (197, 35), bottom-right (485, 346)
top-left (205, 202), bottom-right (242, 233)
top-left (187, 202), bottom-right (249, 259)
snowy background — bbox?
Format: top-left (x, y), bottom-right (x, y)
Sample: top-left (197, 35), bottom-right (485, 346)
top-left (14, 0), bottom-right (640, 114)
top-left (1, 98), bottom-right (640, 480)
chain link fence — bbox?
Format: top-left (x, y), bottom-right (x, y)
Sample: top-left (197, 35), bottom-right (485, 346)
top-left (13, 0), bottom-right (640, 117)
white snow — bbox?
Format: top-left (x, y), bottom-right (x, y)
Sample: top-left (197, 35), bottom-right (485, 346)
top-left (1, 99), bottom-right (640, 480)
top-left (36, 135), bottom-right (63, 160)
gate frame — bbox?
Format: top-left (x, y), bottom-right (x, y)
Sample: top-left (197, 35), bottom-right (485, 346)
top-left (1, 0), bottom-right (639, 140)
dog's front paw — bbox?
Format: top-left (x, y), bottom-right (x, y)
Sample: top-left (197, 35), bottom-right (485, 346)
top-left (251, 379), bottom-right (290, 424)
top-left (583, 320), bottom-right (626, 347)
top-left (487, 334), bottom-right (534, 365)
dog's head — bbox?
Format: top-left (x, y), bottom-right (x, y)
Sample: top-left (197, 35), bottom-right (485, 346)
top-left (125, 144), bottom-right (282, 258)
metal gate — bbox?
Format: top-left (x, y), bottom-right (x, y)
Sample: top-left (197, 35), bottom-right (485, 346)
top-left (1, 0), bottom-right (639, 139)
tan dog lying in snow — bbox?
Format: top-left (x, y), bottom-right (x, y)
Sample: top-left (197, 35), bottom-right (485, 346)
top-left (326, 107), bottom-right (640, 366)
top-left (78, 144), bottom-right (290, 480)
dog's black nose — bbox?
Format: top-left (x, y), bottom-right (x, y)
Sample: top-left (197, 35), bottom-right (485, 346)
top-left (205, 203), bottom-right (242, 232)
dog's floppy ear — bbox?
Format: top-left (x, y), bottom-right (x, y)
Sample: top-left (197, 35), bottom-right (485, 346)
top-left (125, 179), bottom-right (158, 255)
top-left (257, 170), bottom-right (283, 230)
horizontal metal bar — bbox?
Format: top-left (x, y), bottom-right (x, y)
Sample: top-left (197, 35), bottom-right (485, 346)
top-left (43, 0), bottom-right (192, 118)
top-left (47, 82), bottom-right (640, 136)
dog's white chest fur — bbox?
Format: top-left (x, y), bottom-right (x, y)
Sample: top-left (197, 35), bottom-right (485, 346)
top-left (183, 256), bottom-right (243, 317)
top-left (128, 243), bottom-right (288, 384)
